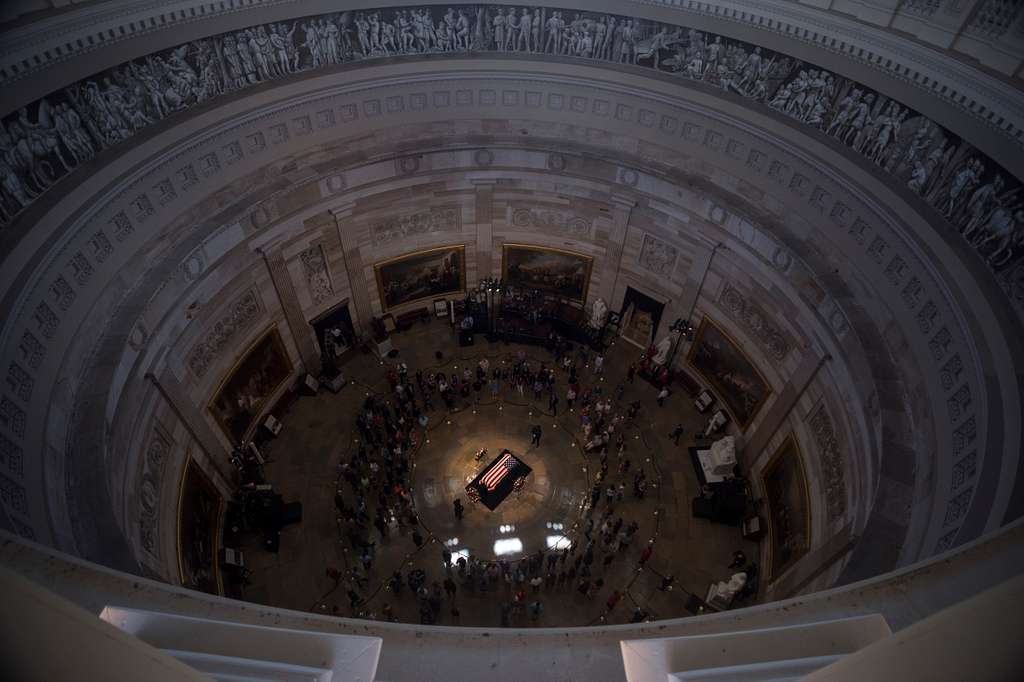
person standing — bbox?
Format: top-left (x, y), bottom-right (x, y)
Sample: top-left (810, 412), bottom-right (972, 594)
top-left (639, 542), bottom-right (654, 566)
top-left (606, 590), bottom-right (622, 612)
top-left (453, 498), bottom-right (464, 520)
top-left (669, 423), bottom-right (684, 445)
top-left (549, 393), bottom-right (559, 416)
top-left (659, 574), bottom-right (675, 591)
top-left (412, 529), bottom-right (424, 547)
top-left (627, 362), bottom-right (636, 383)
top-left (531, 424), bottom-right (542, 447)
top-left (656, 386), bottom-right (670, 407)
top-left (594, 353), bottom-right (604, 375)
top-left (566, 386), bottom-right (576, 410)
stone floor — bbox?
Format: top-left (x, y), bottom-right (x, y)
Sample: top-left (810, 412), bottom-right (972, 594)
top-left (238, 320), bottom-right (758, 627)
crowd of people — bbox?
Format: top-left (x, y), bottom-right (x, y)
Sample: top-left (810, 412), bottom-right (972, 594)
top-left (329, 334), bottom-right (674, 625)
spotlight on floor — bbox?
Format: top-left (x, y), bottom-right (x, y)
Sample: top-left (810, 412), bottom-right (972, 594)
top-left (546, 535), bottom-right (571, 550)
top-left (493, 538), bottom-right (523, 555)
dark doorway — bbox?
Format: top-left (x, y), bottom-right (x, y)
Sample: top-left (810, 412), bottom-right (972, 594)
top-left (310, 300), bottom-right (354, 377)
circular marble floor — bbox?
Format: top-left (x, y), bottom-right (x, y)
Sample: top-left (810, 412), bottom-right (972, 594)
top-left (412, 404), bottom-right (591, 562)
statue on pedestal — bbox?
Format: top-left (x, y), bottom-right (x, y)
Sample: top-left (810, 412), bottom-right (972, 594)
top-left (588, 297), bottom-right (608, 329)
top-left (652, 334), bottom-right (672, 365)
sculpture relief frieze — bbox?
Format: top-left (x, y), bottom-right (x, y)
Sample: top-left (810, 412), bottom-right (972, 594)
top-left (718, 282), bottom-right (791, 362)
top-left (371, 207), bottom-right (460, 245)
top-left (807, 402), bottom-right (848, 521)
top-left (186, 288), bottom-right (263, 379)
top-left (510, 206), bottom-right (591, 236)
top-left (638, 232), bottom-right (678, 277)
top-left (0, 4), bottom-right (1018, 322)
top-left (300, 244), bottom-right (334, 306)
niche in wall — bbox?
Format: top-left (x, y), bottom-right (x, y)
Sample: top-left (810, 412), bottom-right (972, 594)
top-left (618, 286), bottom-right (665, 349)
top-left (310, 299), bottom-right (355, 372)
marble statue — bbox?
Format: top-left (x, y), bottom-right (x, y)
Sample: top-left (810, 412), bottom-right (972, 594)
top-left (707, 570), bottom-right (747, 608)
top-left (588, 297), bottom-right (608, 329)
top-left (703, 410), bottom-right (728, 438)
top-left (652, 334), bottom-right (673, 365)
top-left (708, 435), bottom-right (737, 477)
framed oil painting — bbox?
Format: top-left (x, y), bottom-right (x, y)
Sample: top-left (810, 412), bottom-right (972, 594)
top-left (374, 244), bottom-right (465, 311)
top-left (761, 435), bottom-right (811, 581)
top-left (687, 317), bottom-right (771, 429)
top-left (177, 455), bottom-right (223, 595)
top-left (619, 286), bottom-right (666, 349)
top-left (501, 243), bottom-right (593, 304)
top-left (209, 326), bottom-right (293, 444)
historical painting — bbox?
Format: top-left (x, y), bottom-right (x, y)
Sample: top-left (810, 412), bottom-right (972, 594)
top-left (688, 317), bottom-right (771, 428)
top-left (177, 455), bottom-right (223, 595)
top-left (374, 244), bottom-right (465, 311)
top-left (761, 435), bottom-right (811, 581)
top-left (209, 327), bottom-right (293, 444)
top-left (501, 243), bottom-right (593, 304)
top-left (619, 286), bottom-right (666, 348)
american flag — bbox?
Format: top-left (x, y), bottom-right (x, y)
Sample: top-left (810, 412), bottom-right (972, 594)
top-left (481, 452), bottom-right (517, 491)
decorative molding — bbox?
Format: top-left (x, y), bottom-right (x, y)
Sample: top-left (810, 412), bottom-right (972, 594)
top-left (806, 401), bottom-right (848, 522)
top-left (138, 424), bottom-right (169, 558)
top-left (186, 288), bottom-right (262, 378)
top-left (510, 207), bottom-right (591, 237)
top-left (638, 232), bottom-right (678, 277)
top-left (718, 282), bottom-right (792, 362)
top-left (299, 244), bottom-right (333, 306)
top-left (474, 148), bottom-right (494, 166)
top-left (371, 207), bottom-right (460, 246)
top-left (180, 250), bottom-right (205, 283)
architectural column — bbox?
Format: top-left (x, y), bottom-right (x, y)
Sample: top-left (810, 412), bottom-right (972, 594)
top-left (597, 195), bottom-right (635, 303)
top-left (743, 349), bottom-right (832, 467)
top-left (473, 180), bottom-right (496, 279)
top-left (332, 203), bottom-right (375, 337)
top-left (145, 370), bottom-right (233, 497)
top-left (256, 246), bottom-right (321, 376)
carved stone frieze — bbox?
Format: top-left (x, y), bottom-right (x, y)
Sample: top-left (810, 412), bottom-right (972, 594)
top-left (300, 244), bottom-right (333, 306)
top-left (807, 402), bottom-right (848, 521)
top-left (186, 288), bottom-right (262, 378)
top-left (510, 207), bottom-right (590, 236)
top-left (638, 232), bottom-right (678, 277)
top-left (371, 208), bottom-right (460, 245)
top-left (138, 426), bottom-right (169, 558)
top-left (718, 282), bottom-right (791, 361)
